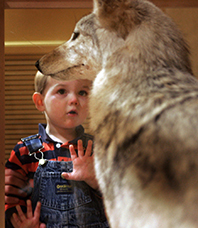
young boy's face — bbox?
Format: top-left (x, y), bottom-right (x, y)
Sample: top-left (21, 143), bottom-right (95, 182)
top-left (41, 77), bottom-right (91, 130)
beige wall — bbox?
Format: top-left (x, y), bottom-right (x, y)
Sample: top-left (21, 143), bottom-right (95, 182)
top-left (165, 8), bottom-right (198, 77)
top-left (5, 9), bottom-right (91, 54)
top-left (4, 8), bottom-right (198, 76)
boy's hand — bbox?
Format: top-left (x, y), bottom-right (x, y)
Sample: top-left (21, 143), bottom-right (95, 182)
top-left (61, 140), bottom-right (99, 190)
top-left (12, 200), bottom-right (46, 228)
top-left (5, 169), bottom-right (31, 204)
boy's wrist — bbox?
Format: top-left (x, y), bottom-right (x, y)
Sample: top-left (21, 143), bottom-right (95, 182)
top-left (84, 176), bottom-right (99, 190)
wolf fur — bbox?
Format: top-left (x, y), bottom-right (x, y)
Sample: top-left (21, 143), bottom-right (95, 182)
top-left (36, 0), bottom-right (198, 227)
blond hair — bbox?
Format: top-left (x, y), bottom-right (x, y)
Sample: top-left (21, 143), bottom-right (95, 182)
top-left (34, 71), bottom-right (49, 94)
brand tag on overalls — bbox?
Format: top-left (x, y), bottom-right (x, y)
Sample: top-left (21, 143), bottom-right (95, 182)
top-left (55, 183), bottom-right (73, 194)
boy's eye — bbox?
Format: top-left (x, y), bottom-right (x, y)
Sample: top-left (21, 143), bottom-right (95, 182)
top-left (79, 90), bottom-right (88, 96)
top-left (57, 89), bottom-right (66, 95)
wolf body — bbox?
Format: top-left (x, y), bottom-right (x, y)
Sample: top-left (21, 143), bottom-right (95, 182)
top-left (36, 0), bottom-right (198, 227)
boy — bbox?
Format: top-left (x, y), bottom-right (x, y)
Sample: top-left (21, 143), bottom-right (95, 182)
top-left (5, 71), bottom-right (109, 228)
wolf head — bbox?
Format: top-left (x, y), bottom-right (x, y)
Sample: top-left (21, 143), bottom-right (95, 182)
top-left (36, 0), bottom-right (192, 80)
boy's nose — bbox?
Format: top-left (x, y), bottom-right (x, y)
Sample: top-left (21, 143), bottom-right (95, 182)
top-left (68, 94), bottom-right (79, 105)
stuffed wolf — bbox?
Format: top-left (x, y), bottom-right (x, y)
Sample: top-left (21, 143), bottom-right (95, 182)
top-left (36, 0), bottom-right (198, 227)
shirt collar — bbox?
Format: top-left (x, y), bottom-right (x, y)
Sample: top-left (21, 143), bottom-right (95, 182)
top-left (38, 123), bottom-right (85, 144)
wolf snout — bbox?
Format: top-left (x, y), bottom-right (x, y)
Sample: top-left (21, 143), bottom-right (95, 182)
top-left (35, 60), bottom-right (42, 73)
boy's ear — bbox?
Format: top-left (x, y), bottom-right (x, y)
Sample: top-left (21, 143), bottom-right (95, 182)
top-left (32, 92), bottom-right (45, 112)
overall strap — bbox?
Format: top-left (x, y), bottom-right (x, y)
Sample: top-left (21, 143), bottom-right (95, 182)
top-left (21, 134), bottom-right (43, 156)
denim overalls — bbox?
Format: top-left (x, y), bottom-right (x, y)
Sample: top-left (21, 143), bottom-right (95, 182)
top-left (22, 134), bottom-right (109, 228)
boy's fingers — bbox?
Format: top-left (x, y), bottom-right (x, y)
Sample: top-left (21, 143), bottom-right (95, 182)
top-left (61, 172), bottom-right (79, 181)
top-left (78, 140), bottom-right (84, 157)
top-left (61, 172), bottom-right (69, 180)
top-left (12, 213), bottom-right (21, 228)
top-left (26, 199), bottom-right (33, 218)
top-left (69, 145), bottom-right (77, 160)
top-left (85, 140), bottom-right (93, 157)
top-left (16, 204), bottom-right (26, 222)
top-left (34, 201), bottom-right (42, 220)
top-left (61, 172), bottom-right (74, 180)
top-left (40, 223), bottom-right (47, 228)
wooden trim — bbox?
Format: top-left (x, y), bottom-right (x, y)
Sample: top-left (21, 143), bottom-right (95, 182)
top-left (152, 0), bottom-right (198, 8)
top-left (4, 0), bottom-right (198, 9)
top-left (0, 0), bottom-right (4, 227)
top-left (5, 0), bottom-right (93, 9)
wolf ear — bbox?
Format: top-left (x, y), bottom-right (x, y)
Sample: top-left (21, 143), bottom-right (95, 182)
top-left (93, 0), bottom-right (141, 39)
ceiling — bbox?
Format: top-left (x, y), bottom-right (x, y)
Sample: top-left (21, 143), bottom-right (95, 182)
top-left (4, 0), bottom-right (198, 9)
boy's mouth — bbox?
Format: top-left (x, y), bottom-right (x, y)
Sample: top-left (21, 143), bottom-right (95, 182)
top-left (67, 110), bottom-right (78, 115)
